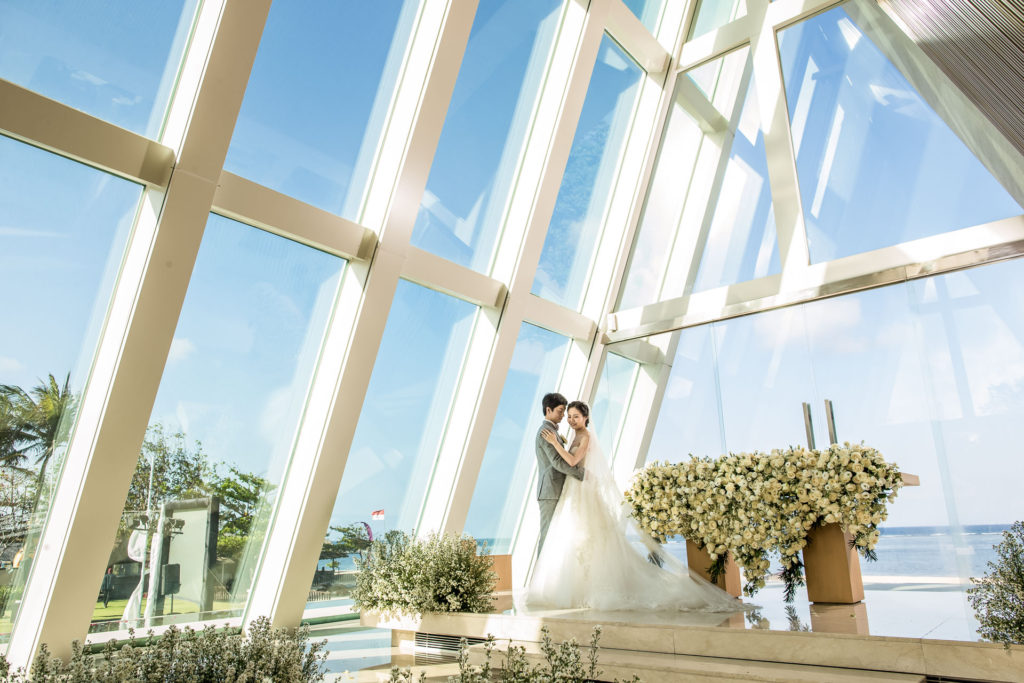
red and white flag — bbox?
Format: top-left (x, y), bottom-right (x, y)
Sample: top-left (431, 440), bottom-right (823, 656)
top-left (371, 509), bottom-right (385, 520)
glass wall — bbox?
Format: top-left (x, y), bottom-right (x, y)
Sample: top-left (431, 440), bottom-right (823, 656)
top-left (621, 258), bottom-right (1024, 640)
top-left (87, 215), bottom-right (344, 633)
top-left (311, 281), bottom-right (477, 607)
top-left (224, 0), bottom-right (418, 220)
top-left (412, 0), bottom-right (563, 273)
top-left (619, 47), bottom-right (751, 309)
top-left (591, 351), bottom-right (638, 460)
top-left (0, 136), bottom-right (142, 640)
top-left (778, 5), bottom-right (1022, 262)
top-left (464, 324), bottom-right (571, 553)
top-left (532, 34), bottom-right (644, 310)
top-left (0, 0), bottom-right (200, 138)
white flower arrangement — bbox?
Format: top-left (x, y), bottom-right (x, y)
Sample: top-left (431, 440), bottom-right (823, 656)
top-left (624, 442), bottom-right (903, 600)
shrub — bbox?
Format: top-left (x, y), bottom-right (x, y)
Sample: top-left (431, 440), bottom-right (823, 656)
top-left (352, 530), bottom-right (495, 615)
top-left (968, 521), bottom-right (1024, 647)
top-left (0, 616), bottom-right (327, 682)
top-left (388, 626), bottom-right (642, 683)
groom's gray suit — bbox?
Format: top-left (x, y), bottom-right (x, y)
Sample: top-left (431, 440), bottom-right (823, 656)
top-left (535, 419), bottom-right (585, 554)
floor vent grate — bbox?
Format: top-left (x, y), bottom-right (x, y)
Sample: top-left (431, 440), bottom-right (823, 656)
top-left (414, 631), bottom-right (485, 655)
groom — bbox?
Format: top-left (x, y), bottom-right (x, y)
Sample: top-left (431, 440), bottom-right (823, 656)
top-left (535, 392), bottom-right (585, 555)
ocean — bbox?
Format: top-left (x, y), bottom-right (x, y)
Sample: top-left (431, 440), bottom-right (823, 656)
top-left (319, 525), bottom-right (1012, 582)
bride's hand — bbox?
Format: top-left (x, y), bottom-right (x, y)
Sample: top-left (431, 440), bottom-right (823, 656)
top-left (541, 429), bottom-right (558, 445)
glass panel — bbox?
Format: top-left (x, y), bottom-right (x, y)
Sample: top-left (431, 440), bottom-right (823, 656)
top-left (0, 136), bottom-right (141, 640)
top-left (687, 0), bottom-right (747, 40)
top-left (622, 0), bottom-right (663, 33)
top-left (909, 260), bottom-right (1024, 638)
top-left (693, 70), bottom-right (779, 292)
top-left (645, 327), bottom-right (725, 464)
top-left (464, 324), bottom-right (570, 553)
top-left (0, 0), bottom-right (199, 138)
top-left (591, 351), bottom-right (638, 459)
top-left (713, 307), bottom-right (815, 454)
top-left (778, 7), bottom-right (1022, 263)
top-left (619, 48), bottom-right (750, 310)
top-left (312, 281), bottom-right (476, 608)
top-left (413, 0), bottom-right (563, 273)
top-left (87, 216), bottom-right (344, 633)
top-left (224, 0), bottom-right (418, 220)
top-left (532, 34), bottom-right (644, 310)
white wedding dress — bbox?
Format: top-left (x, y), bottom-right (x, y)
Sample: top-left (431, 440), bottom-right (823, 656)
top-left (527, 431), bottom-right (743, 612)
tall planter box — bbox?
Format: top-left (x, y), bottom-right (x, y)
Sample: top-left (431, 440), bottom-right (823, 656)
top-left (802, 523), bottom-right (864, 604)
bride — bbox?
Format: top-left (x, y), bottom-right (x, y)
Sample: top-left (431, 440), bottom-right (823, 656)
top-left (526, 400), bottom-right (743, 612)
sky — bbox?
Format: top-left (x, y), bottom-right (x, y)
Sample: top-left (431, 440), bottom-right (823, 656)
top-left (1, 0), bottom-right (1022, 585)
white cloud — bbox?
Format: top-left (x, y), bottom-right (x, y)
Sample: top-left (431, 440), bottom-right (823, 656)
top-left (0, 226), bottom-right (61, 238)
top-left (0, 356), bottom-right (24, 374)
top-left (167, 337), bottom-right (196, 363)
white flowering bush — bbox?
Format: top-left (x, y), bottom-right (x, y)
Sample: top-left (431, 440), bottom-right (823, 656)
top-left (624, 442), bottom-right (903, 600)
top-left (352, 530), bottom-right (496, 615)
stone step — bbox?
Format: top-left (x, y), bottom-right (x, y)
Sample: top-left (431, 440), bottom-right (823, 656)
top-left (468, 643), bottom-right (926, 683)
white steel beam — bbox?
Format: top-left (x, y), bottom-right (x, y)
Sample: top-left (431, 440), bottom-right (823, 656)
top-left (607, 214), bottom-right (1024, 342)
top-left (0, 79), bottom-right (175, 187)
top-left (213, 172), bottom-right (377, 261)
top-left (4, 0), bottom-right (267, 664)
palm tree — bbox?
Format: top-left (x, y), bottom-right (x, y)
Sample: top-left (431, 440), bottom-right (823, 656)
top-left (0, 373), bottom-right (76, 505)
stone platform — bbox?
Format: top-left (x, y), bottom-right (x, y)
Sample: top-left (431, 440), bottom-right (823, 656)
top-left (361, 592), bottom-right (1024, 682)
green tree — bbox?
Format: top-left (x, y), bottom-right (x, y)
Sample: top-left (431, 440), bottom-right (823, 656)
top-left (968, 521), bottom-right (1024, 647)
top-left (0, 373), bottom-right (75, 505)
top-left (125, 424), bottom-right (209, 513)
top-left (206, 465), bottom-right (274, 562)
top-left (319, 523), bottom-right (371, 570)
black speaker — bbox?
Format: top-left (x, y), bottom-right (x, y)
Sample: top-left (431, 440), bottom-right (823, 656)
top-left (161, 563), bottom-right (181, 595)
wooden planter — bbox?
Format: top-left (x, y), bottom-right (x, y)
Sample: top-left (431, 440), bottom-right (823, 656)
top-left (801, 523), bottom-right (864, 604)
top-left (684, 540), bottom-right (742, 597)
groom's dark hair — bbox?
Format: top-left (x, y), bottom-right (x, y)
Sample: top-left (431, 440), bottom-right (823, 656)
top-left (541, 392), bottom-right (568, 416)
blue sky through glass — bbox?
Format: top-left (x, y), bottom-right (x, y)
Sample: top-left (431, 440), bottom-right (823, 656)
top-left (324, 281), bottom-right (477, 541)
top-left (412, 0), bottom-right (562, 273)
top-left (0, 135), bottom-right (141, 394)
top-left (225, 0), bottom-right (417, 220)
top-left (146, 215), bottom-right (344, 481)
top-left (532, 34), bottom-right (643, 310)
top-left (778, 7), bottom-right (1022, 262)
top-left (0, 0), bottom-right (199, 138)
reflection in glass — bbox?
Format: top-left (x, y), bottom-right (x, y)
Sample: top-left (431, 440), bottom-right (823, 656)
top-left (464, 324), bottom-right (570, 553)
top-left (645, 327), bottom-right (725, 464)
top-left (591, 352), bottom-right (638, 459)
top-left (413, 0), bottom-right (562, 272)
top-left (0, 0), bottom-right (199, 138)
top-left (0, 136), bottom-right (142, 640)
top-left (693, 72), bottom-right (779, 292)
top-left (225, 0), bottom-right (418, 220)
top-left (778, 6), bottom-right (1022, 263)
top-left (909, 261), bottom-right (1024, 581)
top-left (619, 48), bottom-right (749, 310)
top-left (533, 35), bottom-right (643, 310)
top-left (621, 0), bottom-right (663, 33)
top-left (687, 0), bottom-right (746, 40)
top-left (311, 281), bottom-right (476, 607)
top-left (86, 215), bottom-right (344, 633)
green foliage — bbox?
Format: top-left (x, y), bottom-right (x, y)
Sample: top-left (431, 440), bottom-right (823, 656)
top-left (352, 530), bottom-right (495, 615)
top-left (0, 616), bottom-right (327, 682)
top-left (320, 523), bottom-right (371, 569)
top-left (125, 425), bottom-right (209, 514)
top-left (390, 626), bottom-right (643, 682)
top-left (968, 521), bottom-right (1024, 647)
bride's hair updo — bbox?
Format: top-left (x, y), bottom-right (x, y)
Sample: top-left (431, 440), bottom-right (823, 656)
top-left (567, 400), bottom-right (590, 426)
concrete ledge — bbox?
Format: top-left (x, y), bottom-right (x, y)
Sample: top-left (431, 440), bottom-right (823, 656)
top-left (360, 608), bottom-right (1024, 682)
